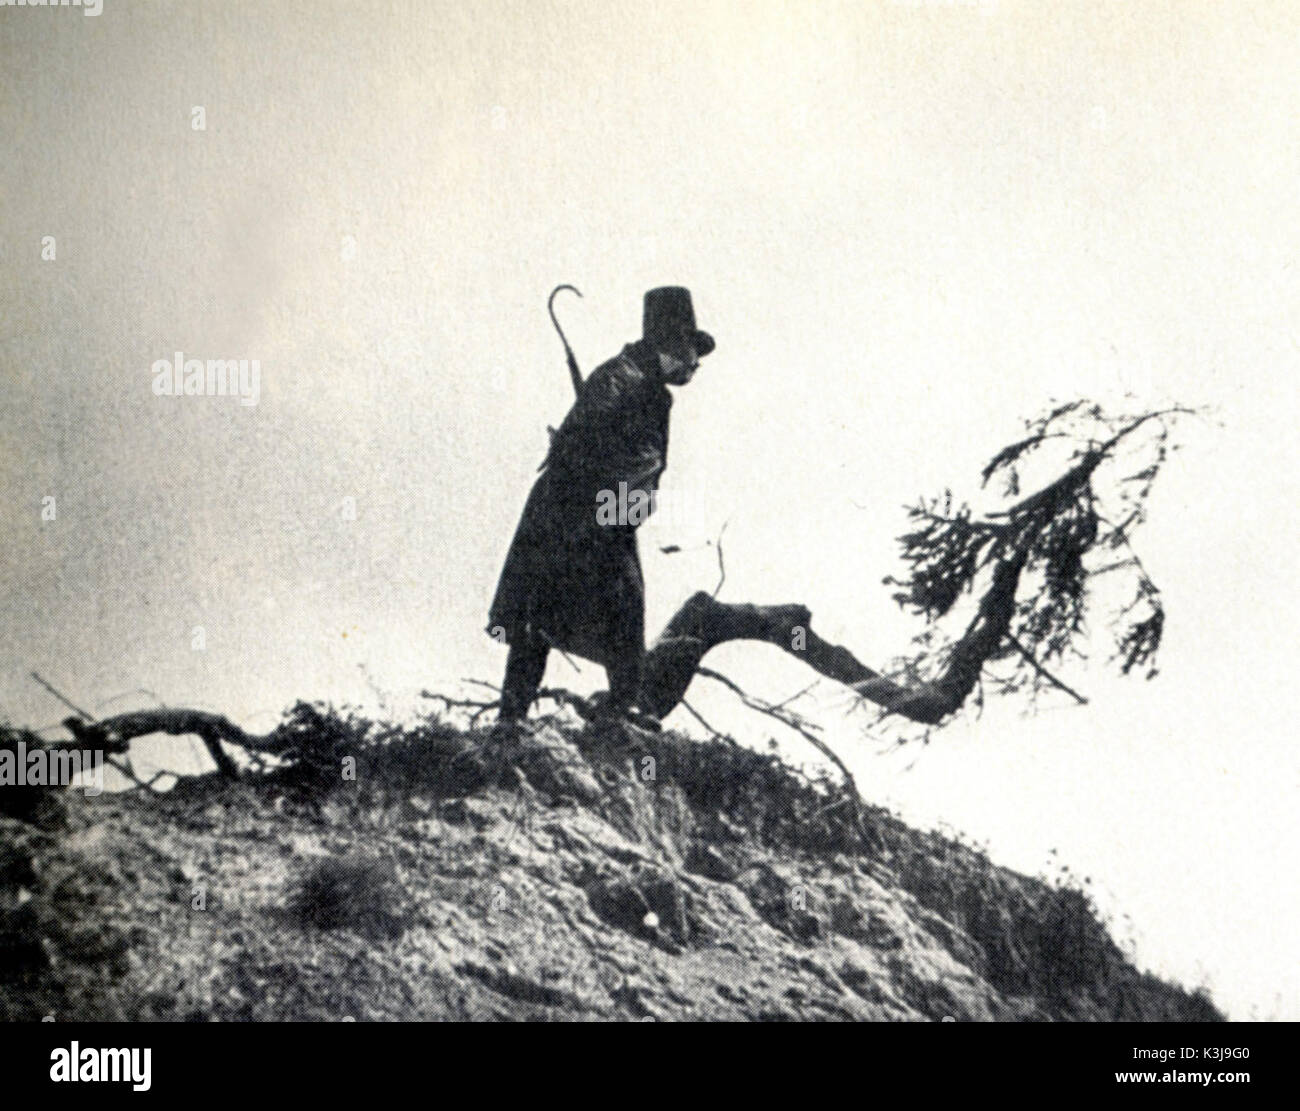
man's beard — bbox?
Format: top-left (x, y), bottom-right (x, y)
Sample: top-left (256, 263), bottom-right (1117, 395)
top-left (657, 351), bottom-right (697, 384)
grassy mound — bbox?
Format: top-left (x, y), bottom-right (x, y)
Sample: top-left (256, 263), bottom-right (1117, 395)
top-left (0, 709), bottom-right (1223, 1022)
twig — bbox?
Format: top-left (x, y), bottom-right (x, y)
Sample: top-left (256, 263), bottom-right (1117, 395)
top-left (536, 687), bottom-right (597, 718)
top-left (696, 667), bottom-right (859, 798)
top-left (533, 631), bottom-right (585, 674)
top-left (1005, 635), bottom-right (1089, 705)
top-left (30, 672), bottom-right (94, 722)
top-left (772, 680), bottom-right (819, 712)
top-left (427, 682), bottom-right (596, 723)
top-left (697, 668), bottom-right (820, 732)
top-left (1089, 557), bottom-right (1139, 577)
top-left (95, 689), bottom-right (163, 712)
top-left (807, 794), bottom-right (854, 822)
top-left (711, 521), bottom-right (729, 599)
top-left (106, 756), bottom-right (170, 793)
top-left (679, 698), bottom-right (726, 740)
top-left (422, 690), bottom-right (500, 727)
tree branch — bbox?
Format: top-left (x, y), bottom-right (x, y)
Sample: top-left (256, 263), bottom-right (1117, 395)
top-left (61, 709), bottom-right (256, 778)
top-left (1004, 634), bottom-right (1089, 705)
top-left (695, 667), bottom-right (859, 797)
top-left (639, 550), bottom-right (1030, 727)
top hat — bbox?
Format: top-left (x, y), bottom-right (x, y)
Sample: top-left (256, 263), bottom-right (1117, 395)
top-left (642, 287), bottom-right (714, 357)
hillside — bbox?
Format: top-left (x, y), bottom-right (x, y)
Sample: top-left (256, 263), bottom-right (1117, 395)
top-left (0, 707), bottom-right (1223, 1022)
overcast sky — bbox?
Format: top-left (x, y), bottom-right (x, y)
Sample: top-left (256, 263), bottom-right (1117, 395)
top-left (2, 0), bottom-right (1298, 1019)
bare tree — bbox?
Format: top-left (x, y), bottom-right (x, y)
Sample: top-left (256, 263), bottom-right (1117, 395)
top-left (640, 399), bottom-right (1200, 736)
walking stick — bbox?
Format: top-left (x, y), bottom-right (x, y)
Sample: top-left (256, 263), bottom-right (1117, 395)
top-left (548, 284), bottom-right (584, 396)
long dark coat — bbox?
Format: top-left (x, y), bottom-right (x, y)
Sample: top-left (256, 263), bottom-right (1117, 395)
top-left (488, 345), bottom-right (672, 667)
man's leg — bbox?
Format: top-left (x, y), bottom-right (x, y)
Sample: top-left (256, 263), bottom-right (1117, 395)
top-left (597, 534), bottom-right (657, 727)
top-left (603, 647), bottom-right (644, 720)
top-left (499, 635), bottom-right (549, 723)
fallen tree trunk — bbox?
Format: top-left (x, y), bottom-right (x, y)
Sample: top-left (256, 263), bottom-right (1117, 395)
top-left (640, 549), bottom-right (1027, 725)
top-left (61, 709), bottom-right (274, 778)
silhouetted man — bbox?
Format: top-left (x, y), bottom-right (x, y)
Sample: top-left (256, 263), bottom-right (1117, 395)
top-left (488, 287), bottom-right (714, 729)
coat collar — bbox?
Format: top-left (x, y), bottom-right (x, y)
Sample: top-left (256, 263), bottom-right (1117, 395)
top-left (620, 340), bottom-right (661, 378)
top-left (616, 347), bottom-right (673, 412)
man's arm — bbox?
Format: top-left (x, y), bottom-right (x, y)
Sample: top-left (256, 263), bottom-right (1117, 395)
top-left (543, 360), bottom-right (666, 494)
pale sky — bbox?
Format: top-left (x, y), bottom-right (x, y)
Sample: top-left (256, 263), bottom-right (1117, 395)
top-left (2, 0), bottom-right (1298, 1019)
